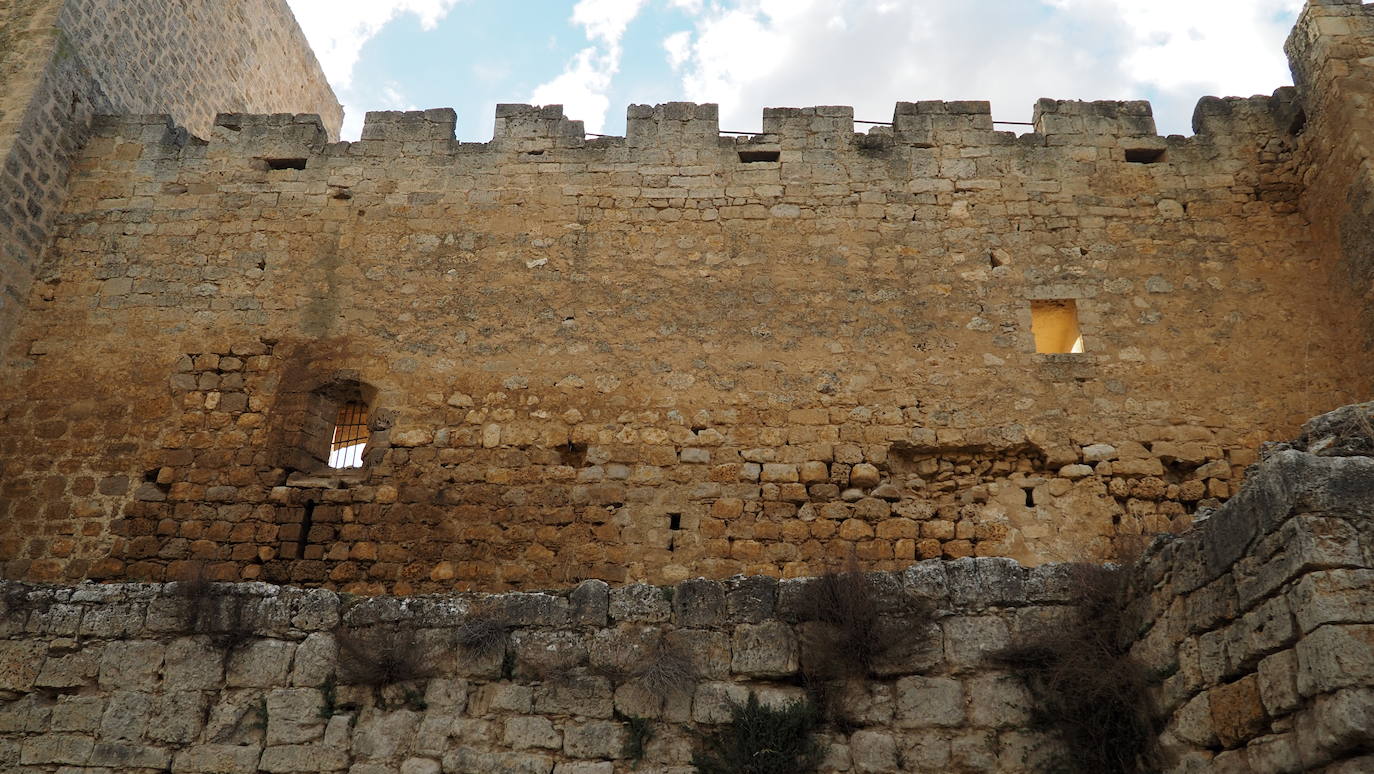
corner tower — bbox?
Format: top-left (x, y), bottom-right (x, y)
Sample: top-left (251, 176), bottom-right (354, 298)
top-left (0, 0), bottom-right (342, 358)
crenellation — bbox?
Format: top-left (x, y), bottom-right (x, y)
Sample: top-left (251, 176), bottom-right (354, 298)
top-left (492, 103), bottom-right (586, 151)
top-left (761, 106), bottom-right (855, 150)
top-left (1032, 99), bottom-right (1158, 144)
top-left (359, 108), bottom-right (458, 143)
top-left (892, 100), bottom-right (995, 148)
top-left (625, 102), bottom-right (719, 148)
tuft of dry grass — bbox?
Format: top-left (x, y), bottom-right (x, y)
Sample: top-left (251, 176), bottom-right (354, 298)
top-left (991, 563), bottom-right (1165, 774)
top-left (174, 564), bottom-right (254, 652)
top-left (631, 640), bottom-right (699, 699)
top-left (796, 556), bottom-right (931, 727)
top-left (454, 608), bottom-right (510, 656)
top-left (335, 623), bottom-right (435, 688)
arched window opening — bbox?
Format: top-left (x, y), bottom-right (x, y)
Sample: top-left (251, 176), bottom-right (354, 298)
top-left (329, 402), bottom-right (369, 468)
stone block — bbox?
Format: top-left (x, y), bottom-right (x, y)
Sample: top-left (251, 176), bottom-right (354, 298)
top-left (966, 673), bottom-right (1032, 728)
top-left (265, 688), bottom-right (324, 745)
top-left (1296, 688), bottom-right (1374, 766)
top-left (504, 715), bottom-right (562, 749)
top-left (165, 636), bottom-right (226, 689)
top-left (0, 641), bottom-right (44, 691)
top-left (673, 578), bottom-right (725, 627)
top-left (563, 719), bottom-right (624, 759)
top-left (258, 744), bottom-right (350, 772)
top-left (90, 741), bottom-right (174, 769)
top-left (1257, 649), bottom-right (1301, 717)
top-left (692, 681), bottom-right (750, 723)
top-left (609, 584), bottom-right (672, 623)
top-left (171, 743), bottom-right (262, 773)
top-left (1296, 624), bottom-right (1374, 696)
top-left (570, 580), bottom-right (610, 627)
top-left (512, 629), bottom-right (588, 679)
top-left (36, 647), bottom-right (100, 689)
top-left (98, 639), bottom-right (164, 690)
top-left (1210, 675), bottom-right (1268, 748)
top-left (353, 709), bottom-right (421, 761)
top-left (942, 616), bottom-right (1010, 670)
top-left (730, 621), bottom-right (799, 677)
top-left (150, 691), bottom-right (210, 744)
top-left (533, 675), bottom-right (614, 718)
top-left (226, 639), bottom-right (294, 687)
top-left (894, 676), bottom-right (964, 727)
top-left (19, 734), bottom-right (94, 765)
top-left (102, 690), bottom-right (152, 740)
top-left (1291, 569), bottom-right (1374, 633)
top-left (849, 729), bottom-right (897, 772)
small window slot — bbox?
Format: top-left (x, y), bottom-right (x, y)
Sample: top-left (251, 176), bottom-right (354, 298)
top-left (1030, 299), bottom-right (1085, 354)
top-left (737, 150), bottom-right (780, 163)
top-left (669, 514), bottom-right (682, 531)
top-left (1124, 148), bottom-right (1166, 164)
top-left (264, 157), bottom-right (308, 170)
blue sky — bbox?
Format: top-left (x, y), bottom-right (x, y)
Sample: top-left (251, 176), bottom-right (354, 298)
top-left (285, 0), bottom-right (1308, 141)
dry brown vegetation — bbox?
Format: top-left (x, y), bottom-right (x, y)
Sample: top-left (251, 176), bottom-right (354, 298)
top-left (992, 563), bottom-right (1165, 774)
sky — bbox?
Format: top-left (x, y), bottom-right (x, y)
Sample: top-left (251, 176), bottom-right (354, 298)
top-left (284, 0), bottom-right (1309, 142)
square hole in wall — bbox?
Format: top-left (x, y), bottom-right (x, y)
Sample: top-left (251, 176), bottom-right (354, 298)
top-left (1031, 299), bottom-right (1085, 354)
top-left (1124, 148), bottom-right (1166, 164)
top-left (737, 149), bottom-right (780, 163)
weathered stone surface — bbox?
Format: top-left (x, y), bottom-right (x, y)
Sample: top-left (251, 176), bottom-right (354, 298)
top-left (503, 716), bottom-right (561, 750)
top-left (609, 585), bottom-right (671, 623)
top-left (895, 676), bottom-right (964, 727)
top-left (730, 621), bottom-right (799, 677)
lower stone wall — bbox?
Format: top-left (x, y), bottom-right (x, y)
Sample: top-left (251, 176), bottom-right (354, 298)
top-left (1123, 403), bottom-right (1374, 773)
top-left (4, 403), bottom-right (1373, 773)
top-left (0, 559), bottom-right (1076, 773)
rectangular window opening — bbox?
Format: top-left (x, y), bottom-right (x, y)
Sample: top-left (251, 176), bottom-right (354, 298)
top-left (328, 402), bottom-right (368, 469)
top-left (1031, 299), bottom-right (1086, 354)
top-left (737, 149), bottom-right (780, 163)
top-left (1124, 148), bottom-right (1166, 164)
top-left (264, 157), bottom-right (308, 170)
top-left (669, 513), bottom-right (682, 531)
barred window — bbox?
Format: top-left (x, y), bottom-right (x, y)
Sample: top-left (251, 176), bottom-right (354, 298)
top-left (329, 402), bottom-right (369, 468)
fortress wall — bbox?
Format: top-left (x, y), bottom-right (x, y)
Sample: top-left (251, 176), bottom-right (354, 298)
top-left (1121, 404), bottom-right (1374, 772)
top-left (1, 406), bottom-right (1370, 774)
top-left (0, 0), bottom-right (340, 365)
top-left (0, 562), bottom-right (1077, 774)
top-left (0, 90), bottom-right (1367, 591)
top-left (1286, 0), bottom-right (1374, 345)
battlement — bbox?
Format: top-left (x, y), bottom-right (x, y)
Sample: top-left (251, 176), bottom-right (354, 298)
top-left (94, 92), bottom-right (1307, 175)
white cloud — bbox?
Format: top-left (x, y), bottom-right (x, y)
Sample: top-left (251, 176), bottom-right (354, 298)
top-left (661, 0), bottom-right (1306, 136)
top-left (286, 0), bottom-right (463, 89)
top-left (664, 30), bottom-right (692, 70)
top-left (287, 1), bottom-right (463, 140)
top-left (528, 0), bottom-right (647, 133)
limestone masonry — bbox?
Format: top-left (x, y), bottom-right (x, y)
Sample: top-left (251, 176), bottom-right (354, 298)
top-left (2, 1), bottom-right (1373, 591)
top-left (2, 0), bottom-right (1374, 772)
top-left (0, 407), bottom-right (1371, 772)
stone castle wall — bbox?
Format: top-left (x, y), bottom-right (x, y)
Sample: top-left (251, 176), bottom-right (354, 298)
top-left (0, 561), bottom-right (1073, 774)
top-left (1121, 404), bottom-right (1374, 773)
top-left (1, 405), bottom-right (1371, 773)
top-left (0, 0), bottom-right (1371, 592)
top-left (0, 99), bottom-right (1368, 590)
top-left (0, 0), bottom-right (341, 361)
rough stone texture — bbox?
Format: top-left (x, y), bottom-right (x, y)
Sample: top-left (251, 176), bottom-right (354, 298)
top-left (0, 0), bottom-right (341, 364)
top-left (0, 560), bottom-right (1087, 772)
top-left (1122, 401), bottom-right (1374, 773)
top-left (1, 4), bottom-right (1373, 592)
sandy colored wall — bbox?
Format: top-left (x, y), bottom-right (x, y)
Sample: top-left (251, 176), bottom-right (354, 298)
top-left (0, 0), bottom-right (340, 363)
top-left (0, 79), bottom-right (1367, 590)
